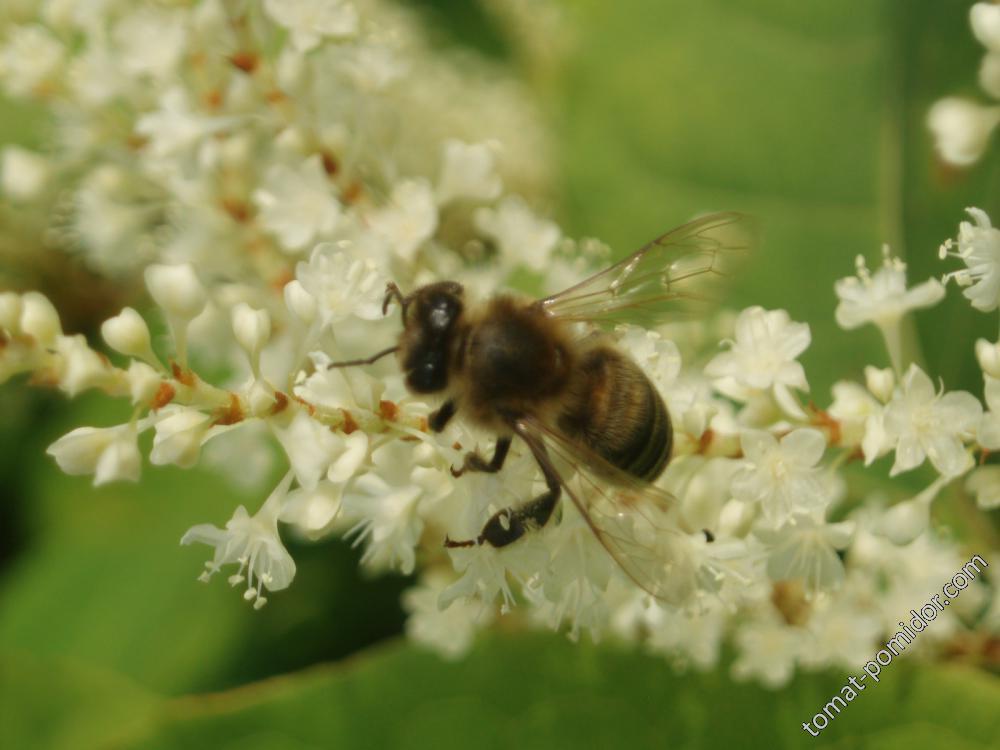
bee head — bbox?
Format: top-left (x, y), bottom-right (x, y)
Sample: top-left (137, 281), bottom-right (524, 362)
top-left (393, 281), bottom-right (464, 394)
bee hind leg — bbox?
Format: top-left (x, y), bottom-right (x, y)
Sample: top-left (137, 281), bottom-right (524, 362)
top-left (444, 429), bottom-right (559, 549)
top-left (450, 436), bottom-right (511, 478)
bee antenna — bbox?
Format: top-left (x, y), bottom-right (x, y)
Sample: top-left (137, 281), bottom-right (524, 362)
top-left (326, 345), bottom-right (399, 369)
top-left (383, 281), bottom-right (408, 316)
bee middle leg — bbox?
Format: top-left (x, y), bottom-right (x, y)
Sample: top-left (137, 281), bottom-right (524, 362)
top-left (450, 436), bottom-right (511, 478)
top-left (445, 428), bottom-right (559, 549)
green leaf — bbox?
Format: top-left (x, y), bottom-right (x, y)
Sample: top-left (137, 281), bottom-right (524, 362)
top-left (74, 632), bottom-right (998, 750)
top-left (0, 389), bottom-right (409, 694)
top-left (551, 0), bottom-right (998, 397)
top-left (0, 650), bottom-right (160, 750)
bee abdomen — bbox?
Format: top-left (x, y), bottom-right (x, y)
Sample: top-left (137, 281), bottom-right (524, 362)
top-left (559, 347), bottom-right (672, 482)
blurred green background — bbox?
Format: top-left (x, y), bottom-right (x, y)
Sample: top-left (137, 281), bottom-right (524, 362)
top-left (1, 1), bottom-right (999, 748)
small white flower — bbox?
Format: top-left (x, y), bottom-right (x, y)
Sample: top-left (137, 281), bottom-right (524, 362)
top-left (528, 503), bottom-right (616, 640)
top-left (927, 98), bottom-right (1000, 166)
top-left (440, 533), bottom-right (550, 612)
top-left (644, 599), bottom-right (726, 671)
top-left (755, 513), bottom-right (854, 592)
top-left (704, 306), bottom-right (811, 417)
top-left (112, 7), bottom-right (187, 81)
top-left (341, 441), bottom-right (452, 575)
top-left (263, 0), bottom-right (358, 52)
top-left (67, 36), bottom-right (127, 107)
top-left (881, 364), bottom-right (980, 477)
top-left (474, 195), bottom-right (560, 273)
top-left (254, 156), bottom-right (342, 252)
top-left (135, 88), bottom-right (235, 161)
top-left (1, 146), bottom-right (50, 201)
top-left (283, 279), bottom-right (318, 324)
top-left (72, 167), bottom-right (156, 272)
top-left (436, 140), bottom-right (502, 205)
top-left (802, 595), bottom-right (882, 670)
top-left (271, 409), bottom-right (367, 490)
top-left (731, 429), bottom-right (828, 524)
top-left (828, 381), bottom-right (881, 447)
top-left (150, 406), bottom-right (213, 469)
top-left (340, 42), bottom-right (408, 91)
top-left (0, 24), bottom-right (65, 96)
top-left (182, 473), bottom-right (297, 608)
top-left (834, 247), bottom-right (944, 331)
top-left (403, 570), bottom-right (493, 660)
top-left (731, 610), bottom-right (806, 689)
top-left (971, 2), bottom-right (1000, 53)
top-left (46, 424), bottom-right (141, 486)
top-left (940, 207), bottom-right (1000, 312)
top-left (295, 246), bottom-right (384, 326)
top-left (368, 179), bottom-right (438, 263)
top-left (279, 480), bottom-right (346, 540)
top-left (615, 325), bottom-right (682, 392)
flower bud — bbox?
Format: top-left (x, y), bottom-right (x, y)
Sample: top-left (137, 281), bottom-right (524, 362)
top-left (144, 264), bottom-right (207, 321)
top-left (47, 426), bottom-right (112, 475)
top-left (94, 432), bottom-right (141, 486)
top-left (46, 424), bottom-right (140, 486)
top-left (971, 2), bottom-right (1000, 52)
top-left (150, 407), bottom-right (211, 468)
top-left (101, 307), bottom-right (153, 360)
top-left (231, 303), bottom-right (271, 361)
top-left (976, 338), bottom-right (1000, 379)
top-left (1, 146), bottom-right (50, 201)
top-left (864, 366), bottom-right (895, 402)
top-left (283, 279), bottom-right (316, 323)
top-left (19, 291), bottom-right (61, 345)
top-left (127, 360), bottom-right (163, 405)
top-left (878, 497), bottom-right (930, 546)
top-left (57, 334), bottom-right (118, 396)
top-left (247, 379), bottom-right (276, 416)
top-left (981, 52), bottom-right (1000, 100)
top-left (927, 97), bottom-right (1000, 166)
top-left (0, 291), bottom-right (22, 332)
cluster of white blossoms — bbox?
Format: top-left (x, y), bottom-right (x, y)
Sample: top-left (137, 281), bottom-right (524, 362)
top-left (1, 1), bottom-right (998, 687)
top-left (927, 2), bottom-right (1000, 166)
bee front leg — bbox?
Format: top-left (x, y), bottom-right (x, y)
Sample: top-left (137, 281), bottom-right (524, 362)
top-left (444, 430), bottom-right (559, 549)
top-left (429, 399), bottom-right (457, 432)
top-left (450, 436), bottom-right (511, 478)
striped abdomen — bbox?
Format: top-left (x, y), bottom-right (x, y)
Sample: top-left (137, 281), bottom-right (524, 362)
top-left (557, 346), bottom-right (672, 481)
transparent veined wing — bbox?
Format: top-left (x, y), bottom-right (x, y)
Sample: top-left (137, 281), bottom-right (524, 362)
top-left (535, 211), bottom-right (752, 327)
top-left (515, 415), bottom-right (700, 605)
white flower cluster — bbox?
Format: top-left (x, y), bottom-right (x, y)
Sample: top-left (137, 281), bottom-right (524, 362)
top-left (927, 3), bottom-right (1000, 165)
top-left (0, 0), bottom-right (997, 688)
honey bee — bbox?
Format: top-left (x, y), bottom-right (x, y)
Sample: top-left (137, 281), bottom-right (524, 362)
top-left (329, 212), bottom-right (748, 600)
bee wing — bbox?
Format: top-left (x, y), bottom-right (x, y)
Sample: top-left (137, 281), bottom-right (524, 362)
top-left (516, 415), bottom-right (694, 604)
top-left (535, 211), bottom-right (752, 327)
